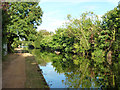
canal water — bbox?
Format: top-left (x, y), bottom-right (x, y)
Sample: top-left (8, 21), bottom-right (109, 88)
top-left (31, 49), bottom-right (120, 88)
top-left (38, 62), bottom-right (66, 88)
top-left (39, 62), bottom-right (98, 88)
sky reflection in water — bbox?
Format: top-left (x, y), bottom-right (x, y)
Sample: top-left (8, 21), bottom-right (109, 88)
top-left (31, 49), bottom-right (120, 88)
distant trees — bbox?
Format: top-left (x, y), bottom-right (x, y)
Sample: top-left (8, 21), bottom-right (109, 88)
top-left (33, 29), bottom-right (54, 49)
top-left (34, 30), bottom-right (51, 49)
top-left (35, 12), bottom-right (101, 54)
top-left (2, 2), bottom-right (43, 53)
top-left (36, 3), bottom-right (120, 58)
top-left (31, 4), bottom-right (120, 88)
top-left (101, 4), bottom-right (120, 58)
top-left (33, 4), bottom-right (120, 73)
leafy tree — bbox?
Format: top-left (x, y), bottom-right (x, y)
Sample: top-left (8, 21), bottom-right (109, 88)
top-left (99, 4), bottom-right (120, 63)
top-left (32, 4), bottom-right (120, 88)
top-left (33, 30), bottom-right (52, 49)
top-left (2, 2), bottom-right (10, 55)
top-left (2, 2), bottom-right (43, 52)
top-left (50, 12), bottom-right (101, 55)
top-left (51, 27), bottom-right (75, 52)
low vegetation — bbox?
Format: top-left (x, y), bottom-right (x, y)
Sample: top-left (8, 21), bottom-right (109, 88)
top-left (25, 55), bottom-right (49, 88)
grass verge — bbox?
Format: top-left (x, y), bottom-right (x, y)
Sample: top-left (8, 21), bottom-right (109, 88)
top-left (25, 55), bottom-right (49, 88)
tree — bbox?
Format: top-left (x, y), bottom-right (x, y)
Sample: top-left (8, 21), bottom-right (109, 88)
top-left (2, 2), bottom-right (43, 52)
top-left (53, 12), bottom-right (101, 55)
top-left (33, 30), bottom-right (51, 49)
top-left (100, 4), bottom-right (120, 62)
top-left (2, 2), bottom-right (10, 55)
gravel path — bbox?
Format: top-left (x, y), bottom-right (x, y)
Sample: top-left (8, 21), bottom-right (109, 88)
top-left (2, 53), bottom-right (26, 88)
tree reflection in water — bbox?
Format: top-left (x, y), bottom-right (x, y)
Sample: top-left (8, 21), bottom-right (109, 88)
top-left (31, 49), bottom-right (120, 88)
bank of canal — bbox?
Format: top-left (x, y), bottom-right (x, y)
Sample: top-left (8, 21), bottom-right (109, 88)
top-left (31, 49), bottom-right (120, 89)
top-left (2, 49), bottom-right (49, 88)
top-left (25, 53), bottom-right (49, 88)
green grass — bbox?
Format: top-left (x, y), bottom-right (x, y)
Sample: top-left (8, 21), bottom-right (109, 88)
top-left (25, 55), bottom-right (49, 88)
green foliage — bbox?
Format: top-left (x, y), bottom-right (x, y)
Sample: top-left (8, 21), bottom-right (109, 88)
top-left (34, 6), bottom-right (120, 68)
top-left (38, 12), bottom-right (101, 54)
top-left (29, 4), bottom-right (120, 88)
top-left (2, 2), bottom-right (120, 88)
top-left (33, 30), bottom-right (53, 49)
top-left (101, 5), bottom-right (120, 52)
top-left (2, 2), bottom-right (11, 54)
top-left (64, 12), bottom-right (101, 52)
top-left (32, 49), bottom-right (120, 88)
top-left (2, 2), bottom-right (43, 52)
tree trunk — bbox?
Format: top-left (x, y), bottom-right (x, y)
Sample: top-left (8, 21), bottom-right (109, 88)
top-left (107, 51), bottom-right (112, 65)
top-left (7, 42), bottom-right (12, 53)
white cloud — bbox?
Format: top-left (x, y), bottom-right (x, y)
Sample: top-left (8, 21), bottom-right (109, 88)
top-left (37, 14), bottom-right (104, 33)
top-left (38, 0), bottom-right (120, 33)
top-left (107, 0), bottom-right (120, 4)
top-left (98, 15), bottom-right (103, 21)
top-left (44, 10), bottom-right (61, 16)
top-left (36, 9), bottom-right (66, 32)
top-left (37, 19), bottom-right (66, 33)
top-left (50, 20), bottom-right (65, 26)
top-left (40, 0), bottom-right (120, 3)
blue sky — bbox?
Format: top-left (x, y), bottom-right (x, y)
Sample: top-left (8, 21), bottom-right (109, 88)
top-left (37, 0), bottom-right (120, 33)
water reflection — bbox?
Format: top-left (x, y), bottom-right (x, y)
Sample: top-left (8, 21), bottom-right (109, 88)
top-left (31, 49), bottom-right (120, 88)
top-left (38, 62), bottom-right (66, 88)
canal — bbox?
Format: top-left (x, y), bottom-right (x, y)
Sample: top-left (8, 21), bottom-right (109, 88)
top-left (31, 49), bottom-right (120, 89)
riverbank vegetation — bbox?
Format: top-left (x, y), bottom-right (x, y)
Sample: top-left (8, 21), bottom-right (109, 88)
top-left (31, 5), bottom-right (120, 88)
top-left (25, 54), bottom-right (49, 88)
top-left (33, 5), bottom-right (120, 64)
top-left (2, 1), bottom-right (120, 89)
top-left (2, 2), bottom-right (43, 54)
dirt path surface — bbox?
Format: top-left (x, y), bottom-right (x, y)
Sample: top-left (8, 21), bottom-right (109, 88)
top-left (2, 53), bottom-right (27, 88)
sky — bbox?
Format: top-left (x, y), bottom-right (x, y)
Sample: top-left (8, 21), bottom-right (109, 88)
top-left (36, 0), bottom-right (120, 33)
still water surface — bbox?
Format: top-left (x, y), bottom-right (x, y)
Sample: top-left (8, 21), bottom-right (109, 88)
top-left (31, 49), bottom-right (120, 88)
top-left (39, 62), bottom-right (97, 88)
top-left (39, 62), bottom-right (66, 88)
